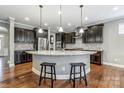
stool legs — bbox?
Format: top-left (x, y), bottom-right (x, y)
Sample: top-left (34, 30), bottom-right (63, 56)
top-left (73, 66), bottom-right (75, 88)
top-left (39, 65), bottom-right (43, 86)
top-left (53, 66), bottom-right (56, 80)
top-left (80, 66), bottom-right (82, 83)
top-left (44, 66), bottom-right (46, 80)
top-left (83, 66), bottom-right (87, 86)
top-left (69, 66), bottom-right (73, 82)
top-left (51, 66), bottom-right (53, 88)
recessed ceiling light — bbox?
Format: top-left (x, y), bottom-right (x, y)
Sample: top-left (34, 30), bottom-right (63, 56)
top-left (67, 23), bottom-right (71, 26)
top-left (44, 23), bottom-right (48, 26)
top-left (58, 11), bottom-right (62, 15)
top-left (84, 17), bottom-right (88, 21)
top-left (25, 17), bottom-right (30, 21)
top-left (113, 6), bottom-right (119, 11)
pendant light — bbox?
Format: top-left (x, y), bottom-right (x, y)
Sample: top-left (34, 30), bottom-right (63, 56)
top-left (38, 5), bottom-right (43, 33)
top-left (79, 5), bottom-right (84, 33)
top-left (58, 5), bottom-right (63, 32)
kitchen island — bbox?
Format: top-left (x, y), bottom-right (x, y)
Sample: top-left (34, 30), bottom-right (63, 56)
top-left (27, 50), bottom-right (96, 79)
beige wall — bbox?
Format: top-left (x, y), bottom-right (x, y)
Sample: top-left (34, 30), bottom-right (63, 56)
top-left (0, 33), bottom-right (8, 56)
top-left (103, 19), bottom-right (124, 65)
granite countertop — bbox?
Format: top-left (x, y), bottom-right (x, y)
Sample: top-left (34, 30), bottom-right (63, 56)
top-left (26, 50), bottom-right (96, 56)
top-left (65, 48), bottom-right (103, 52)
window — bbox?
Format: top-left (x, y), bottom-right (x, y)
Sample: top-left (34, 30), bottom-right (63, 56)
top-left (119, 23), bottom-right (124, 34)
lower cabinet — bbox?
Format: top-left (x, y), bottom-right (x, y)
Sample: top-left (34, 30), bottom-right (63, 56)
top-left (14, 51), bottom-right (32, 65)
top-left (90, 51), bottom-right (102, 65)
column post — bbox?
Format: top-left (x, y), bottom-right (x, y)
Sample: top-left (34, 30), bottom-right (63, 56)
top-left (8, 17), bottom-right (15, 67)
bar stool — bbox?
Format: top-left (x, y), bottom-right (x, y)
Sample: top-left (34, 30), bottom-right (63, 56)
top-left (69, 62), bottom-right (87, 88)
top-left (39, 62), bottom-right (56, 88)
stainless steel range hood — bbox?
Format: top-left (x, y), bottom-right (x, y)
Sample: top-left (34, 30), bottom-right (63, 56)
top-left (73, 31), bottom-right (82, 38)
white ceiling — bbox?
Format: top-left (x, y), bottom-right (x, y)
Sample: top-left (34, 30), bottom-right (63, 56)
top-left (0, 5), bottom-right (124, 32)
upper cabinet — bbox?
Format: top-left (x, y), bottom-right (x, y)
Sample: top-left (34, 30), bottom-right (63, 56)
top-left (56, 32), bottom-right (76, 44)
top-left (64, 32), bottom-right (75, 44)
top-left (82, 24), bottom-right (103, 43)
top-left (14, 27), bottom-right (35, 43)
top-left (56, 33), bottom-right (62, 41)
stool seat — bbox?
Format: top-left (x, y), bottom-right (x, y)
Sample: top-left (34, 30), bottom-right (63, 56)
top-left (40, 62), bottom-right (56, 66)
top-left (70, 63), bottom-right (86, 66)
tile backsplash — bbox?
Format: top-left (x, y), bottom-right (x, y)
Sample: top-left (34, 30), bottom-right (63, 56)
top-left (15, 43), bottom-right (34, 50)
top-left (65, 39), bottom-right (103, 51)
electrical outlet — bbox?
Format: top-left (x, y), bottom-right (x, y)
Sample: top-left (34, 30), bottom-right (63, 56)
top-left (114, 58), bottom-right (118, 62)
top-left (62, 67), bottom-right (65, 71)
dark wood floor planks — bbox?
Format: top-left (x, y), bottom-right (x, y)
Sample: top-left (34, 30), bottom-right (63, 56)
top-left (0, 57), bottom-right (124, 88)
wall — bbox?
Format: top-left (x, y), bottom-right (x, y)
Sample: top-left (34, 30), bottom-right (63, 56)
top-left (103, 19), bottom-right (124, 65)
top-left (0, 22), bottom-right (9, 57)
top-left (66, 19), bottom-right (124, 65)
top-left (0, 33), bottom-right (8, 56)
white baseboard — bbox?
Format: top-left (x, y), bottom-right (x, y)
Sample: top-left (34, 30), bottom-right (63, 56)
top-left (103, 62), bottom-right (124, 68)
top-left (32, 67), bottom-right (90, 80)
top-left (9, 63), bottom-right (15, 68)
top-left (8, 60), bottom-right (15, 68)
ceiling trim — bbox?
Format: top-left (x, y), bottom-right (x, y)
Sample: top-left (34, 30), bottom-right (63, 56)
top-left (84, 15), bottom-right (124, 27)
top-left (0, 19), bottom-right (35, 29)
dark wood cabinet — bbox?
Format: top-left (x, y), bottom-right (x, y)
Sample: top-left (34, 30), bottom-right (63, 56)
top-left (82, 24), bottom-right (103, 43)
top-left (14, 51), bottom-right (32, 65)
top-left (56, 32), bottom-right (75, 44)
top-left (56, 33), bottom-right (62, 41)
top-left (90, 51), bottom-right (102, 65)
top-left (64, 32), bottom-right (75, 44)
top-left (14, 27), bottom-right (34, 43)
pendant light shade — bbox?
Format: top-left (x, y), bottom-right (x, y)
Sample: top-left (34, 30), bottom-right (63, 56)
top-left (38, 28), bottom-right (43, 33)
top-left (58, 27), bottom-right (63, 32)
top-left (79, 5), bottom-right (84, 34)
top-left (38, 5), bottom-right (43, 33)
top-left (79, 27), bottom-right (84, 33)
top-left (58, 5), bottom-right (63, 32)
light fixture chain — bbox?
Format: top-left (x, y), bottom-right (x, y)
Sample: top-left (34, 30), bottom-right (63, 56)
top-left (40, 5), bottom-right (43, 28)
top-left (60, 5), bottom-right (62, 27)
top-left (81, 5), bottom-right (82, 27)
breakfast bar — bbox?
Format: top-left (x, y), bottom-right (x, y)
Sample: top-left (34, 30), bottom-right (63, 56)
top-left (27, 50), bottom-right (96, 79)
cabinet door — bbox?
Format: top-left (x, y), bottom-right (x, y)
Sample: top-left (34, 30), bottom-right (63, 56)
top-left (70, 32), bottom-right (75, 43)
top-left (82, 30), bottom-right (87, 43)
top-left (17, 28), bottom-right (21, 42)
top-left (27, 31), bottom-right (30, 43)
top-left (22, 29), bottom-right (25, 42)
top-left (95, 26), bottom-right (103, 43)
top-left (30, 31), bottom-right (34, 43)
top-left (56, 33), bottom-right (62, 41)
top-left (14, 28), bottom-right (17, 42)
top-left (65, 33), bottom-right (71, 43)
top-left (24, 31), bottom-right (27, 43)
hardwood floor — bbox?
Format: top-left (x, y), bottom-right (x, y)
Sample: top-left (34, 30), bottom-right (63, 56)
top-left (0, 57), bottom-right (124, 88)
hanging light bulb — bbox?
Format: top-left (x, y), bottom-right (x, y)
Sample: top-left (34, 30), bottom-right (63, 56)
top-left (38, 5), bottom-right (43, 33)
top-left (58, 27), bottom-right (63, 32)
top-left (58, 5), bottom-right (63, 32)
top-left (79, 27), bottom-right (84, 33)
top-left (38, 28), bottom-right (43, 33)
top-left (79, 5), bottom-right (84, 34)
